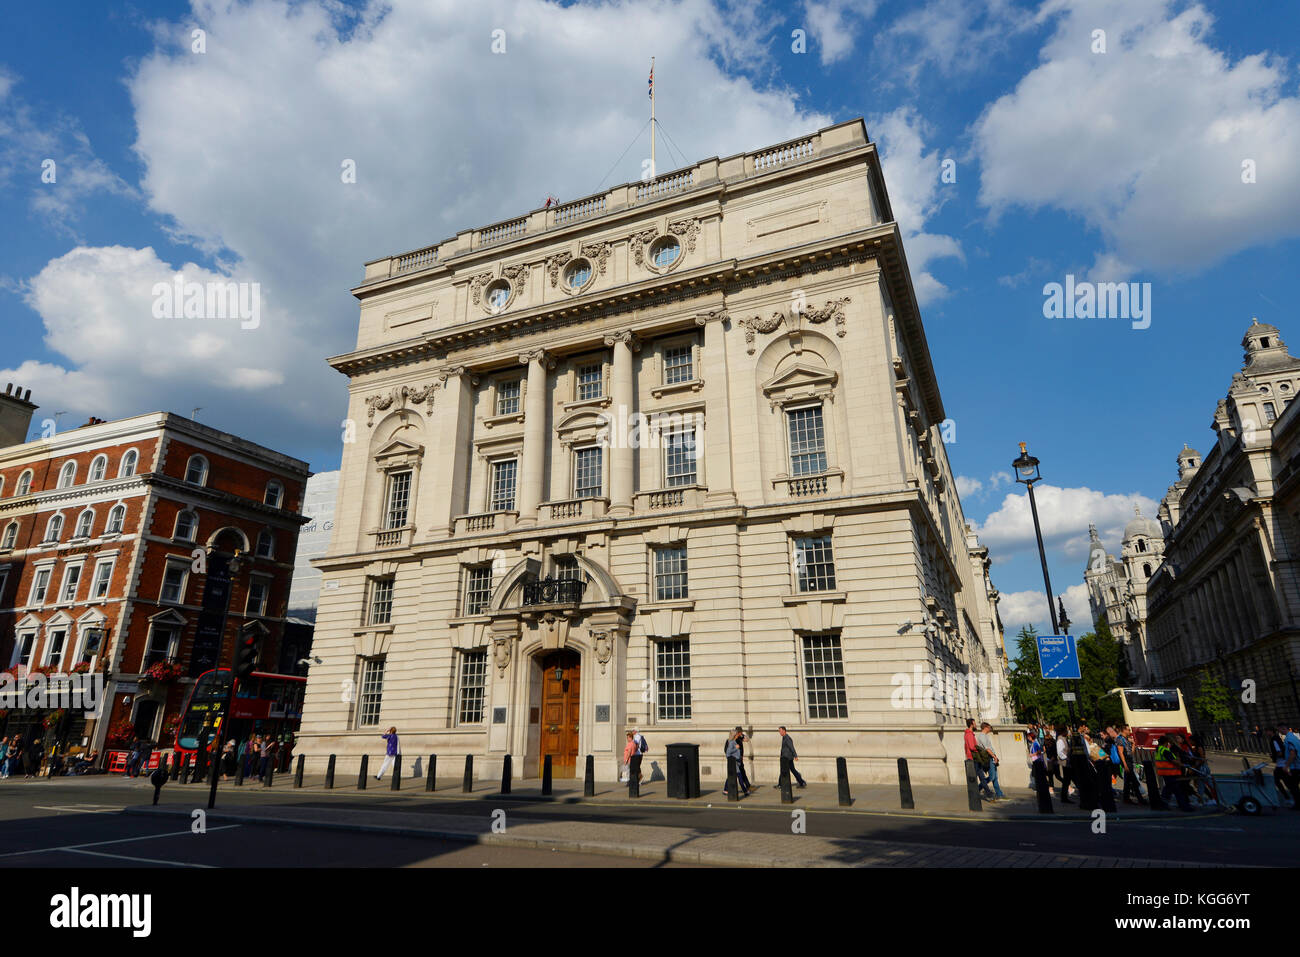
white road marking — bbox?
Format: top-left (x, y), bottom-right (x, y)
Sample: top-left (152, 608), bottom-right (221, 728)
top-left (0, 824), bottom-right (242, 859)
top-left (33, 805), bottom-right (123, 813)
top-left (61, 847), bottom-right (214, 868)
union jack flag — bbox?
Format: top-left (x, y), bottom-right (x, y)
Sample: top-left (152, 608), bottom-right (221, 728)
top-left (648, 64), bottom-right (654, 99)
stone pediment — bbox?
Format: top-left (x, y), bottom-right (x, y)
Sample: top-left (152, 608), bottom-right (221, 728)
top-left (373, 438), bottom-right (424, 467)
top-left (761, 363), bottom-right (838, 408)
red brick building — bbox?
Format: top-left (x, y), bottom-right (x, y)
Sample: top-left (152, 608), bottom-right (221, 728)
top-left (0, 388), bottom-right (310, 758)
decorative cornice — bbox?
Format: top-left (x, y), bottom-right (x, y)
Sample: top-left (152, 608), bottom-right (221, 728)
top-left (694, 309), bottom-right (728, 326)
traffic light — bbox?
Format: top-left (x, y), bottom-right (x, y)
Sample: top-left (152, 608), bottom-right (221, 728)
top-left (234, 629), bottom-right (261, 679)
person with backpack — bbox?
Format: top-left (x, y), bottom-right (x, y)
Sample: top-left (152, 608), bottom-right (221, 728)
top-left (629, 727), bottom-right (647, 785)
top-left (976, 722), bottom-right (1004, 799)
top-left (964, 718), bottom-right (994, 799)
top-left (725, 729), bottom-right (749, 797)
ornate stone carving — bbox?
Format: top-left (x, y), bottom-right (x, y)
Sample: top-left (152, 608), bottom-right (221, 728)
top-left (364, 391), bottom-right (395, 426)
top-left (694, 309), bottom-right (729, 326)
top-left (802, 297), bottom-right (851, 337)
top-left (468, 272), bottom-right (493, 305)
top-left (592, 630), bottom-right (612, 675)
top-left (602, 330), bottom-right (642, 351)
top-left (518, 349), bottom-right (555, 368)
top-left (667, 218), bottom-right (700, 253)
top-left (492, 635), bottom-right (512, 676)
top-left (547, 251), bottom-right (574, 287)
top-left (629, 228), bottom-right (658, 267)
top-left (738, 312), bottom-right (786, 355)
top-left (502, 263), bottom-right (529, 295)
top-left (580, 241), bottom-right (612, 275)
top-left (364, 382), bottom-right (438, 426)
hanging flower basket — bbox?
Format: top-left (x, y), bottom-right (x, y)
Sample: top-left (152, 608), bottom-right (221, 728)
top-left (143, 661), bottom-right (184, 683)
top-left (71, 662), bottom-right (92, 675)
top-left (106, 719), bottom-right (135, 748)
top-left (42, 709), bottom-right (67, 730)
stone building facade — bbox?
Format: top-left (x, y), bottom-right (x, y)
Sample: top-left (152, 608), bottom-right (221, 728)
top-left (1082, 508), bottom-right (1166, 685)
top-left (301, 119), bottom-right (1015, 786)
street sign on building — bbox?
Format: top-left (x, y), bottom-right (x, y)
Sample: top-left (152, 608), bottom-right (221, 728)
top-left (1037, 634), bottom-right (1081, 680)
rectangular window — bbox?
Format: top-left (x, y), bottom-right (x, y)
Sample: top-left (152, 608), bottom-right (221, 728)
top-left (464, 566), bottom-right (493, 616)
top-left (59, 565), bottom-right (82, 603)
top-left (663, 429), bottom-right (697, 487)
top-left (31, 567), bottom-right (52, 605)
top-left (664, 345), bottom-right (693, 384)
top-left (143, 626), bottom-right (175, 668)
top-left (1265, 402), bottom-right (1277, 422)
top-left (0, 570), bottom-right (8, 603)
top-left (802, 633), bottom-right (848, 719)
top-left (655, 639), bottom-right (692, 720)
top-left (15, 633), bottom-right (36, 667)
top-left (787, 405), bottom-right (828, 476)
top-left (574, 446), bottom-right (603, 498)
top-left (555, 556), bottom-right (580, 581)
top-left (46, 629), bottom-right (68, 670)
top-left (576, 363), bottom-right (603, 401)
top-left (369, 578), bottom-right (394, 626)
top-left (78, 627), bottom-right (104, 667)
top-left (653, 546), bottom-right (689, 601)
top-left (357, 657), bottom-right (385, 727)
top-left (384, 471), bottom-right (412, 529)
top-left (247, 579), bottom-right (269, 616)
top-left (794, 536), bottom-right (836, 592)
top-left (91, 560), bottom-right (114, 599)
top-left (161, 564), bottom-right (188, 604)
top-left (457, 650), bottom-right (488, 724)
top-left (496, 380), bottom-right (521, 416)
top-left (490, 458), bottom-right (518, 512)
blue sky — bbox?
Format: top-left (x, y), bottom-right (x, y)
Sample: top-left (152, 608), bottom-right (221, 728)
top-left (3, 0), bottom-right (1299, 642)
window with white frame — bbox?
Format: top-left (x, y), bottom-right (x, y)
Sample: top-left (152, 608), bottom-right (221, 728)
top-left (655, 639), bottom-right (692, 720)
top-left (573, 446), bottom-right (603, 498)
top-left (653, 545), bottom-right (688, 601)
top-left (802, 632), bottom-right (848, 719)
top-left (357, 657), bottom-right (385, 727)
top-left (14, 633), bottom-right (36, 668)
top-left (89, 455), bottom-right (108, 482)
top-left (106, 504), bottom-right (126, 534)
top-left (0, 568), bottom-right (7, 602)
top-left (59, 564), bottom-right (82, 603)
top-left (2, 522), bottom-right (17, 548)
top-left (457, 650), bottom-right (488, 724)
top-left (184, 455), bottom-right (209, 486)
top-left (463, 565), bottom-right (493, 615)
top-left (90, 559), bottom-right (114, 599)
top-left (264, 480), bottom-right (284, 508)
top-left (174, 509), bottom-right (197, 541)
top-left (119, 449), bottom-right (138, 477)
top-left (787, 404), bottom-right (828, 476)
top-left (161, 562), bottom-right (188, 604)
top-left (44, 514), bottom-right (64, 543)
top-left (384, 470), bottom-right (411, 529)
top-left (576, 362), bottom-right (603, 401)
top-left (76, 626), bottom-right (105, 668)
top-left (143, 624), bottom-right (177, 668)
top-left (0, 476), bottom-right (4, 496)
top-left (495, 380), bottom-right (521, 416)
top-left (58, 461), bottom-right (77, 489)
top-left (368, 577), bottom-right (394, 625)
top-left (30, 567), bottom-right (52, 604)
top-left (663, 428), bottom-right (697, 487)
top-left (16, 470), bottom-right (33, 496)
top-left (247, 578), bottom-right (269, 616)
top-left (44, 628), bottom-right (68, 670)
top-left (74, 509), bottom-right (95, 539)
top-left (489, 458), bottom-right (518, 512)
top-left (256, 529), bottom-right (274, 558)
top-left (663, 344), bottom-right (693, 384)
top-left (554, 555), bottom-right (581, 580)
top-left (793, 535), bottom-right (836, 592)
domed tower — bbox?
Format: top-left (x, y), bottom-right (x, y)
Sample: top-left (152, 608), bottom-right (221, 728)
top-left (1223, 320), bottom-right (1300, 439)
top-left (1176, 444), bottom-right (1200, 482)
top-left (1242, 318), bottom-right (1288, 369)
top-left (1083, 523), bottom-right (1126, 639)
top-left (1121, 505), bottom-right (1165, 582)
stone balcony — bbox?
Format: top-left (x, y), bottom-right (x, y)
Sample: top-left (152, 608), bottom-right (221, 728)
top-left (633, 485), bottom-right (708, 513)
top-left (452, 510), bottom-right (519, 536)
top-left (542, 497), bottom-right (609, 522)
top-left (771, 470), bottom-right (845, 499)
top-left (369, 525), bottom-right (413, 549)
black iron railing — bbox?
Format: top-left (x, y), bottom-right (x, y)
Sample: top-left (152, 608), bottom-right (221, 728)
top-left (521, 577), bottom-right (586, 606)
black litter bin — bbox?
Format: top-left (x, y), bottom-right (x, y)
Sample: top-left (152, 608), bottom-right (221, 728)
top-left (666, 743), bottom-right (701, 799)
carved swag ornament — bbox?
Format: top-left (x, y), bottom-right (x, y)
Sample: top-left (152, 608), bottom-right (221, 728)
top-left (364, 382), bottom-right (439, 426)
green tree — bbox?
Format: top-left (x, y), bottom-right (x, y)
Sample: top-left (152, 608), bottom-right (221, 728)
top-left (1077, 618), bottom-right (1123, 728)
top-left (1192, 668), bottom-right (1233, 726)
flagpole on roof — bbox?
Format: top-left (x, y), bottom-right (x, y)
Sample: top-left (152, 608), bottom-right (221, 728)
top-left (649, 56), bottom-right (656, 181)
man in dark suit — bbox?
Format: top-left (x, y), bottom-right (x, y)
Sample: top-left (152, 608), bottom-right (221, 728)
top-left (778, 726), bottom-right (807, 788)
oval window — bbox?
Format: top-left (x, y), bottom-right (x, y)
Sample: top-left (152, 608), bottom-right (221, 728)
top-left (485, 280), bottom-right (512, 312)
top-left (650, 236), bottom-right (680, 269)
top-left (565, 259), bottom-right (593, 291)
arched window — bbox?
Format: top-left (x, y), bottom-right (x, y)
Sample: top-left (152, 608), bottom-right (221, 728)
top-left (119, 449), bottom-right (139, 477)
top-left (15, 470), bottom-right (32, 496)
top-left (255, 529), bottom-right (274, 558)
top-left (1109, 588), bottom-right (1117, 603)
top-left (74, 509), bottom-right (95, 539)
top-left (1143, 563), bottom-right (1152, 578)
top-left (45, 513), bottom-right (64, 542)
top-left (89, 455), bottom-right (108, 482)
top-left (185, 455), bottom-right (209, 486)
top-left (264, 480), bottom-right (284, 508)
top-left (2, 522), bottom-right (16, 549)
top-left (57, 461), bottom-right (77, 489)
top-left (106, 504), bottom-right (126, 534)
top-left (1136, 539), bottom-right (1147, 553)
top-left (174, 510), bottom-right (198, 542)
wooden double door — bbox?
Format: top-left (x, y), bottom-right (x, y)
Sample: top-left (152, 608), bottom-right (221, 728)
top-left (538, 651), bottom-right (580, 777)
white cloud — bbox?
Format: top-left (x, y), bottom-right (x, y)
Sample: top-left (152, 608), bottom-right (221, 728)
top-left (956, 474), bottom-right (983, 498)
top-left (974, 483), bottom-right (1159, 561)
top-left (881, 0), bottom-right (1030, 84)
top-left (802, 0), bottom-right (878, 65)
top-left (974, 0), bottom-right (1300, 279)
top-left (999, 582), bottom-right (1093, 638)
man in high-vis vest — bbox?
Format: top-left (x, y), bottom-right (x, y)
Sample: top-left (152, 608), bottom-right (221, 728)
top-left (1155, 735), bottom-right (1193, 811)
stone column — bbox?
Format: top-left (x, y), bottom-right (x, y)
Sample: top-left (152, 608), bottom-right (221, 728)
top-left (603, 331), bottom-right (640, 516)
top-left (517, 349), bottom-right (553, 525)
top-left (695, 309), bottom-right (736, 505)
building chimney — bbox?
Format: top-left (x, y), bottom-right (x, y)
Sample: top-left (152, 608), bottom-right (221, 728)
top-left (0, 384), bottom-right (39, 448)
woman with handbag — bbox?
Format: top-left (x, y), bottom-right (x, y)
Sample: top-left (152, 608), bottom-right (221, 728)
top-left (620, 731), bottom-right (635, 782)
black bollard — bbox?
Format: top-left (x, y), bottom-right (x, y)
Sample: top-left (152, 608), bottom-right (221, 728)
top-left (836, 757), bottom-right (852, 807)
top-left (426, 754), bottom-right (436, 792)
top-left (628, 755), bottom-right (640, 798)
top-left (150, 765), bottom-right (168, 806)
top-left (294, 755), bottom-right (304, 789)
top-left (964, 759), bottom-right (983, 811)
top-left (1098, 758), bottom-right (1117, 814)
top-left (1143, 759), bottom-right (1167, 811)
top-left (542, 755), bottom-right (553, 796)
top-left (180, 755), bottom-right (192, 785)
top-left (1033, 760), bottom-right (1054, 813)
top-left (462, 755), bottom-right (473, 793)
top-left (391, 756), bottom-right (401, 791)
top-left (780, 763), bottom-right (794, 804)
top-left (358, 754), bottom-right (368, 789)
top-left (235, 752), bottom-right (245, 787)
top-left (725, 755), bottom-right (739, 801)
top-left (169, 752), bottom-right (180, 781)
top-left (583, 755), bottom-right (595, 797)
top-left (1073, 753), bottom-right (1097, 811)
top-left (500, 754), bottom-right (512, 795)
top-left (264, 756), bottom-right (274, 788)
top-left (195, 732), bottom-right (209, 783)
top-left (897, 757), bottom-right (915, 810)
top-left (325, 754), bottom-right (335, 789)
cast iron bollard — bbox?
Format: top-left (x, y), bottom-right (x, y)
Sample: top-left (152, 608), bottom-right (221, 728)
top-left (170, 752), bottom-right (181, 781)
top-left (391, 756), bottom-right (401, 791)
top-left (724, 755), bottom-right (738, 801)
top-left (542, 755), bottom-right (553, 796)
top-left (1142, 759), bottom-right (1167, 810)
top-left (264, 756), bottom-right (274, 788)
top-left (358, 754), bottom-right (369, 789)
top-left (1032, 761), bottom-right (1054, 813)
top-left (836, 756), bottom-right (852, 807)
top-left (964, 759), bottom-right (983, 811)
top-left (150, 765), bottom-right (168, 806)
top-left (294, 755), bottom-right (304, 789)
top-left (325, 754), bottom-right (336, 789)
top-left (584, 755), bottom-right (595, 797)
top-left (426, 754), bottom-right (436, 792)
top-left (1097, 758), bottom-right (1117, 813)
top-left (235, 752), bottom-right (245, 787)
top-left (180, 755), bottom-right (192, 785)
top-left (897, 757), bottom-right (915, 809)
top-left (500, 754), bottom-right (512, 794)
top-left (195, 732), bottom-right (209, 783)
top-left (779, 763), bottom-right (794, 804)
top-left (462, 755), bottom-right (473, 793)
top-left (628, 755), bottom-right (640, 798)
top-left (1072, 752), bottom-right (1097, 811)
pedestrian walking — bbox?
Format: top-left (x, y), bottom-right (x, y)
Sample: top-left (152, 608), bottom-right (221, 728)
top-left (1155, 734), bottom-right (1193, 811)
top-left (725, 729), bottom-right (749, 797)
top-left (777, 726), bottom-right (807, 788)
top-left (1114, 725), bottom-right (1145, 805)
top-left (221, 740), bottom-right (237, 780)
top-left (258, 735), bottom-right (277, 782)
top-left (23, 738), bottom-right (42, 778)
top-left (965, 718), bottom-right (994, 799)
top-left (1055, 724), bottom-right (1074, 803)
top-left (976, 722), bottom-right (1005, 799)
top-left (1279, 722), bottom-right (1300, 809)
top-left (620, 731), bottom-right (636, 783)
top-left (375, 726), bottom-right (399, 780)
top-left (629, 727), bottom-right (648, 784)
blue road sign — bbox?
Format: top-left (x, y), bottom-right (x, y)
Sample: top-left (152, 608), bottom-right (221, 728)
top-left (1037, 634), bottom-right (1081, 680)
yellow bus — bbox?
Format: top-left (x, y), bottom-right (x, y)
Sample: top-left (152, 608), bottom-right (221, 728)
top-left (1105, 687), bottom-right (1192, 757)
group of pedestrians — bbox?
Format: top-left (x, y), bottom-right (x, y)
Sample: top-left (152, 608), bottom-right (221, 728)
top-left (1267, 723), bottom-right (1300, 808)
top-left (1025, 721), bottom-right (1153, 806)
top-left (723, 725), bottom-right (807, 797)
top-left (964, 718), bottom-right (1007, 800)
top-left (0, 735), bottom-right (45, 778)
top-left (228, 733), bottom-right (286, 782)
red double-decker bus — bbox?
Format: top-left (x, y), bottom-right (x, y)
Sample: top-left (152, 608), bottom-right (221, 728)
top-left (174, 668), bottom-right (306, 758)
